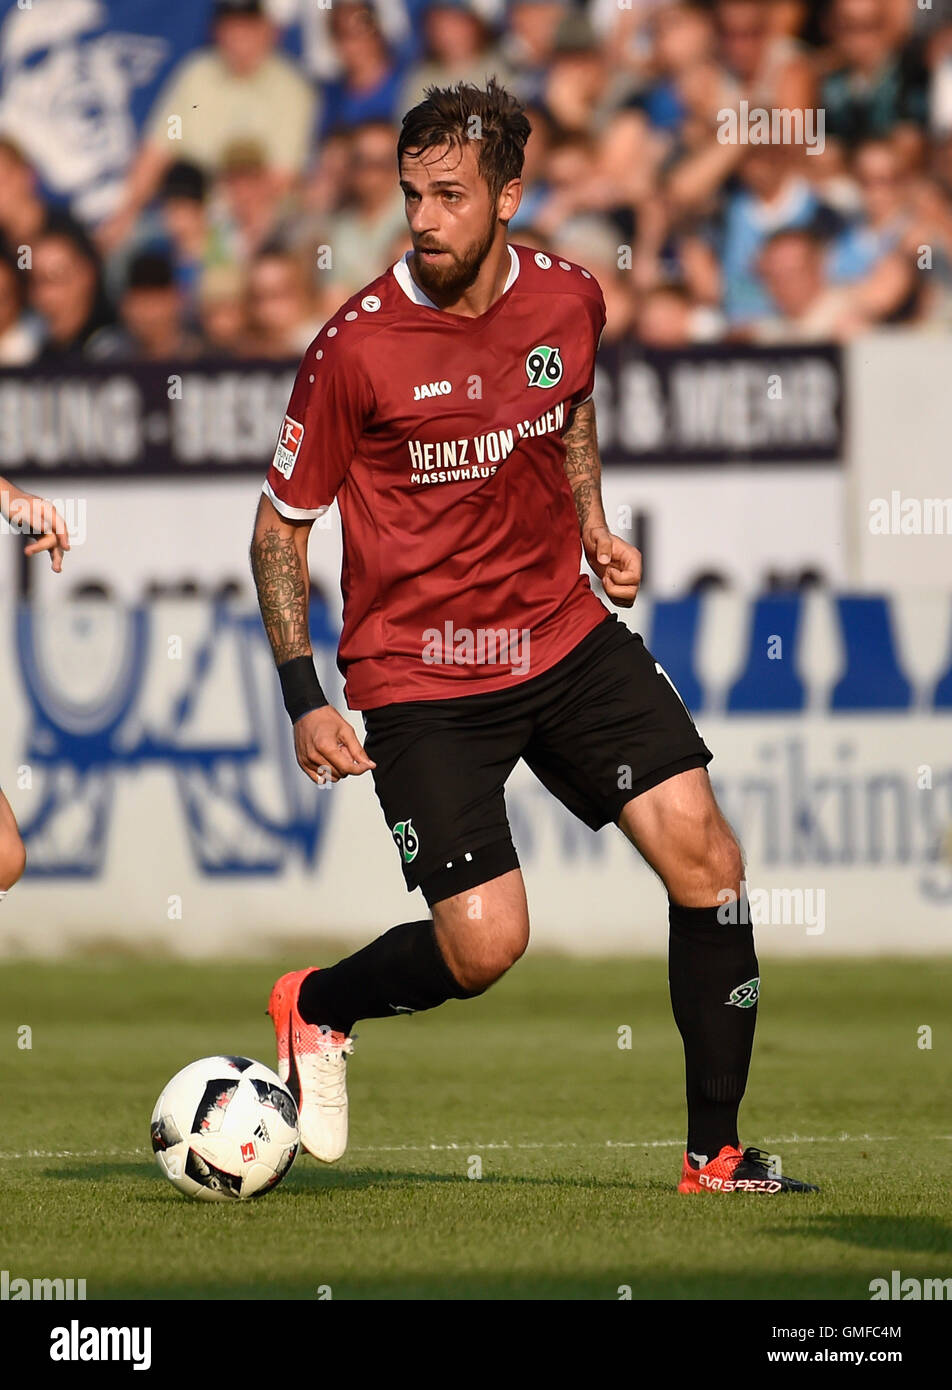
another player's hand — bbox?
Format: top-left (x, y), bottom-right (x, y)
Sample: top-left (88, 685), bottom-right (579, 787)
top-left (6, 491), bottom-right (71, 572)
top-left (293, 706), bottom-right (376, 786)
top-left (583, 526), bottom-right (641, 608)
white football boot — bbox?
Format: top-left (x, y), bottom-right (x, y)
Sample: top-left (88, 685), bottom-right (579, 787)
top-left (267, 969), bottom-right (354, 1163)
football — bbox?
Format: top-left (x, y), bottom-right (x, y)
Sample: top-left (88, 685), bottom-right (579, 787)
top-left (151, 1056), bottom-right (299, 1201)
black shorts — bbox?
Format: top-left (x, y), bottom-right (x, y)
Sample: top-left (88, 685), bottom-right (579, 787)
top-left (362, 613), bottom-right (713, 905)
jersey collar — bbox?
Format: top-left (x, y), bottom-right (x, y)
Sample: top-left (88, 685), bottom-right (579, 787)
top-left (392, 242), bottom-right (520, 311)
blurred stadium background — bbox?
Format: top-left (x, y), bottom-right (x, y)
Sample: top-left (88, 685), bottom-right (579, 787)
top-left (1, 0), bottom-right (951, 959)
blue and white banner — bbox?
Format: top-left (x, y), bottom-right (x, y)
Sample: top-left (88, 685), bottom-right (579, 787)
top-left (0, 0), bottom-right (219, 224)
top-left (0, 0), bottom-right (415, 225)
top-left (0, 334), bottom-right (948, 955)
top-left (2, 589), bottom-right (950, 956)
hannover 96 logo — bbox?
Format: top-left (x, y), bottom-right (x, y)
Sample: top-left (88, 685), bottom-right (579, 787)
top-left (391, 818), bottom-right (419, 864)
top-left (525, 344), bottom-right (563, 388)
top-left (725, 977), bottom-right (760, 1009)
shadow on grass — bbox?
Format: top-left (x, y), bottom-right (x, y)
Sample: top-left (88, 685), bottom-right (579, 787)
top-left (42, 1161), bottom-right (159, 1183)
top-left (285, 1165), bottom-right (647, 1195)
top-left (41, 1160), bottom-right (647, 1197)
top-left (765, 1213), bottom-right (952, 1255)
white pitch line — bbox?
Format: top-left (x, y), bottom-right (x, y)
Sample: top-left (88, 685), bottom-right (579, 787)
top-left (0, 1133), bottom-right (932, 1162)
top-left (348, 1133), bottom-right (905, 1153)
top-left (0, 1147), bottom-right (146, 1160)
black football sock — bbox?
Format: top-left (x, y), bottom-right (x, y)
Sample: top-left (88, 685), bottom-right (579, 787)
top-left (668, 891), bottom-right (759, 1162)
top-left (296, 919), bottom-right (481, 1035)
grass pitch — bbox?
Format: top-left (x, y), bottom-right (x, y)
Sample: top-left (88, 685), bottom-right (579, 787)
top-left (1, 954), bottom-right (950, 1300)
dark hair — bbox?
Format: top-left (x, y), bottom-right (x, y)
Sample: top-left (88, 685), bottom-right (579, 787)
top-left (40, 211), bottom-right (101, 270)
top-left (645, 281), bottom-right (692, 305)
top-left (126, 251), bottom-right (175, 292)
top-left (160, 160), bottom-right (208, 203)
top-left (397, 77), bottom-right (531, 204)
top-left (0, 246), bottom-right (25, 308)
top-left (253, 240), bottom-right (303, 270)
top-left (762, 227), bottom-right (823, 256)
top-left (0, 136), bottom-right (30, 170)
top-left (39, 212), bottom-right (113, 334)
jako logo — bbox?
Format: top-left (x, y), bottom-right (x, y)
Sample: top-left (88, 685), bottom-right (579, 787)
top-left (413, 379), bottom-right (452, 400)
top-left (50, 1321), bottom-right (151, 1370)
top-left (869, 1271), bottom-right (952, 1300)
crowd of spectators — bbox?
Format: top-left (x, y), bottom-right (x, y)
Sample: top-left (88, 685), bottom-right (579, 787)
top-left (1, 0), bottom-right (951, 364)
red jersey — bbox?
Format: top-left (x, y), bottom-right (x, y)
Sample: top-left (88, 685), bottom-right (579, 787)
top-left (263, 242), bottom-right (610, 710)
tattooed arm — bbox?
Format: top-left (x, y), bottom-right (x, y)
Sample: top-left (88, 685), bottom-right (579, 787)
top-left (561, 400), bottom-right (642, 610)
top-left (562, 400), bottom-right (608, 537)
top-left (250, 495), bottom-right (313, 666)
top-left (250, 493), bottom-right (374, 782)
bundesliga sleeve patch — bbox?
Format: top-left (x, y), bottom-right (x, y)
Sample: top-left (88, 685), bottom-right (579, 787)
top-left (272, 415), bottom-right (304, 479)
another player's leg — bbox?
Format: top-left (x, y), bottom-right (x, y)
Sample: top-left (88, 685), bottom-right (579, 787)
top-left (0, 791), bottom-right (27, 903)
top-left (618, 768), bottom-right (817, 1194)
top-left (269, 867), bottom-right (528, 1161)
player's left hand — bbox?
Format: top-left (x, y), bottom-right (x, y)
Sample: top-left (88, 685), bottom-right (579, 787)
top-left (583, 526), bottom-right (641, 608)
top-left (7, 492), bottom-right (71, 572)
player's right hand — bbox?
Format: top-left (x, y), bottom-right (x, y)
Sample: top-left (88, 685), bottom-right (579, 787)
top-left (293, 706), bottom-right (376, 786)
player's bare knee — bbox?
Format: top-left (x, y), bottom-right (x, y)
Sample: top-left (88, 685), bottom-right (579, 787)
top-left (708, 833), bottom-right (744, 898)
top-left (684, 827), bottom-right (743, 904)
top-left (453, 950), bottom-right (520, 994)
top-left (488, 923), bottom-right (529, 979)
top-left (447, 919), bottom-right (529, 994)
top-left (661, 819), bottom-right (744, 906)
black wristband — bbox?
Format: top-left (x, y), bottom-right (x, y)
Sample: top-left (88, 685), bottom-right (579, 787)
top-left (277, 655), bottom-right (328, 724)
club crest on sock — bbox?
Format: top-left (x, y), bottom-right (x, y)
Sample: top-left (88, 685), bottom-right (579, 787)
top-left (724, 977), bottom-right (760, 1008)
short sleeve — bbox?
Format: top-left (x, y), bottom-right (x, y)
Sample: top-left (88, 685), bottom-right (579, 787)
top-left (270, 64), bottom-right (317, 175)
top-left (262, 334), bottom-right (375, 521)
top-left (573, 284), bottom-right (607, 409)
top-left (145, 58), bottom-right (197, 148)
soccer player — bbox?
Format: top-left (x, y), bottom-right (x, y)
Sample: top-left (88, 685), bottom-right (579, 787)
top-left (0, 476), bottom-right (70, 897)
top-left (250, 80), bottom-right (816, 1195)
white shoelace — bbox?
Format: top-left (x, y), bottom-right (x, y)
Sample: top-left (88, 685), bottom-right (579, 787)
top-left (303, 1038), bottom-right (354, 1112)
